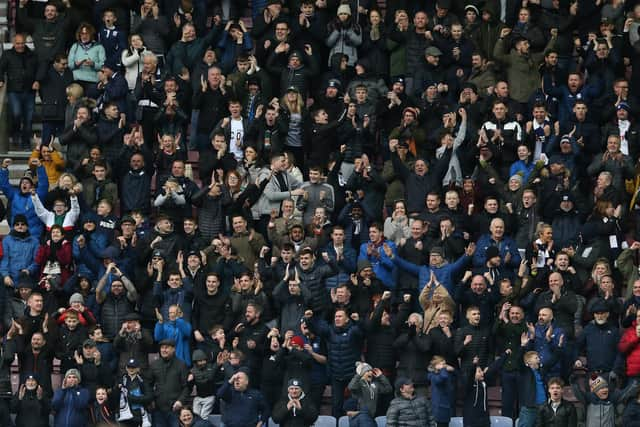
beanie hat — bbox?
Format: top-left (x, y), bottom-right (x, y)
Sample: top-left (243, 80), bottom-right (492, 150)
top-left (192, 349), bottom-right (207, 362)
top-left (395, 377), bottom-right (413, 389)
top-left (64, 368), bottom-right (81, 382)
top-left (290, 335), bottom-right (305, 348)
top-left (288, 378), bottom-right (303, 388)
top-left (357, 258), bottom-right (372, 272)
top-left (485, 246), bottom-right (501, 260)
top-left (430, 246), bottom-right (444, 256)
top-left (69, 293), bottom-right (84, 305)
top-left (13, 214), bottom-right (28, 225)
top-left (589, 375), bottom-right (608, 393)
top-left (337, 4), bottom-right (352, 15)
top-left (355, 361), bottom-right (373, 376)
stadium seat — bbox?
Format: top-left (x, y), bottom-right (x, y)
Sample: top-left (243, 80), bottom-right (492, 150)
top-left (338, 415), bottom-right (349, 427)
top-left (449, 417), bottom-right (463, 427)
top-left (375, 415), bottom-right (386, 427)
top-left (314, 415), bottom-right (337, 427)
top-left (490, 416), bottom-right (513, 427)
top-left (269, 417), bottom-right (280, 427)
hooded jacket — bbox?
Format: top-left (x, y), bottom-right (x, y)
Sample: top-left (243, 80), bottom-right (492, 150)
top-left (0, 230), bottom-right (39, 283)
top-left (0, 166), bottom-right (48, 237)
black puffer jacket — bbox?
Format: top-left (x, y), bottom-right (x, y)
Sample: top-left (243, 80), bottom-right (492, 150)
top-left (313, 317), bottom-right (363, 381)
top-left (0, 47), bottom-right (38, 92)
top-left (297, 262), bottom-right (338, 315)
top-left (537, 399), bottom-right (578, 427)
top-left (100, 293), bottom-right (134, 339)
top-left (454, 324), bottom-right (491, 375)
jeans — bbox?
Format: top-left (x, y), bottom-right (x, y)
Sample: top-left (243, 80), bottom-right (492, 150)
top-left (193, 395), bottom-right (215, 420)
top-left (152, 409), bottom-right (178, 427)
top-left (501, 370), bottom-right (520, 419)
top-left (518, 406), bottom-right (539, 427)
top-left (41, 120), bottom-right (64, 146)
top-left (349, 412), bottom-right (376, 427)
top-left (7, 91), bottom-right (35, 146)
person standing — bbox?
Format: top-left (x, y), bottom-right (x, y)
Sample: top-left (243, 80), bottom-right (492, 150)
top-left (0, 33), bottom-right (38, 147)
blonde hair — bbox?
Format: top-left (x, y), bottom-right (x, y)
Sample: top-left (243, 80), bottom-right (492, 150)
top-left (524, 351), bottom-right (538, 364)
top-left (428, 355), bottom-right (446, 372)
top-left (281, 92), bottom-right (304, 114)
top-left (66, 83), bottom-right (84, 100)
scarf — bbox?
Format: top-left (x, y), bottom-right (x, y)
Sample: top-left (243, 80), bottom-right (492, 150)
top-left (10, 229), bottom-right (29, 239)
top-left (288, 392), bottom-right (306, 416)
top-left (80, 41), bottom-right (95, 50)
top-left (48, 239), bottom-right (63, 262)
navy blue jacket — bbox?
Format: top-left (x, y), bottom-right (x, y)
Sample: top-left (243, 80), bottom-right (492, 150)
top-left (217, 382), bottom-right (269, 427)
top-left (575, 320), bottom-right (623, 374)
top-left (313, 317), bottom-right (363, 380)
top-left (97, 26), bottom-right (127, 62)
top-left (51, 386), bottom-right (90, 427)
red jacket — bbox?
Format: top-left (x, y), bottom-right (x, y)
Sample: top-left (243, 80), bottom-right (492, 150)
top-left (35, 239), bottom-right (73, 286)
top-left (618, 320), bottom-right (640, 376)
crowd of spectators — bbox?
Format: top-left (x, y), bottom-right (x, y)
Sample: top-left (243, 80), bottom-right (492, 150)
top-left (1, 0), bottom-right (640, 426)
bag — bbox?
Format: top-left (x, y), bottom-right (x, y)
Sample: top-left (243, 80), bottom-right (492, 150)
top-left (117, 388), bottom-right (134, 422)
top-left (43, 261), bottom-right (61, 275)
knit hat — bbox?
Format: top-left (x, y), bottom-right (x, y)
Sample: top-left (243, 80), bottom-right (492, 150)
top-left (430, 246), bottom-right (444, 256)
top-left (589, 298), bottom-right (610, 314)
top-left (485, 246), bottom-right (500, 260)
top-left (402, 107), bottom-right (418, 118)
top-left (13, 214), bottom-right (28, 225)
top-left (192, 349), bottom-right (207, 362)
top-left (509, 174), bottom-right (523, 184)
top-left (337, 4), bottom-right (352, 15)
top-left (395, 377), bottom-right (413, 389)
top-left (355, 361), bottom-right (373, 376)
top-left (288, 378), bottom-right (303, 388)
top-left (69, 293), bottom-right (84, 305)
top-left (617, 102), bottom-right (631, 112)
top-left (464, 4), bottom-right (480, 15)
top-left (357, 258), bottom-right (372, 272)
top-left (290, 335), bottom-right (305, 348)
top-left (65, 368), bottom-right (82, 382)
top-left (589, 375), bottom-right (608, 393)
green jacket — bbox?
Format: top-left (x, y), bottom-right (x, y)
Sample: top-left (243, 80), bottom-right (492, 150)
top-left (493, 36), bottom-right (556, 103)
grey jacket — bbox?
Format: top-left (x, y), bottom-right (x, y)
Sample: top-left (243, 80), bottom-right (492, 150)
top-left (255, 170), bottom-right (303, 216)
top-left (348, 374), bottom-right (392, 416)
top-left (386, 393), bottom-right (436, 427)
